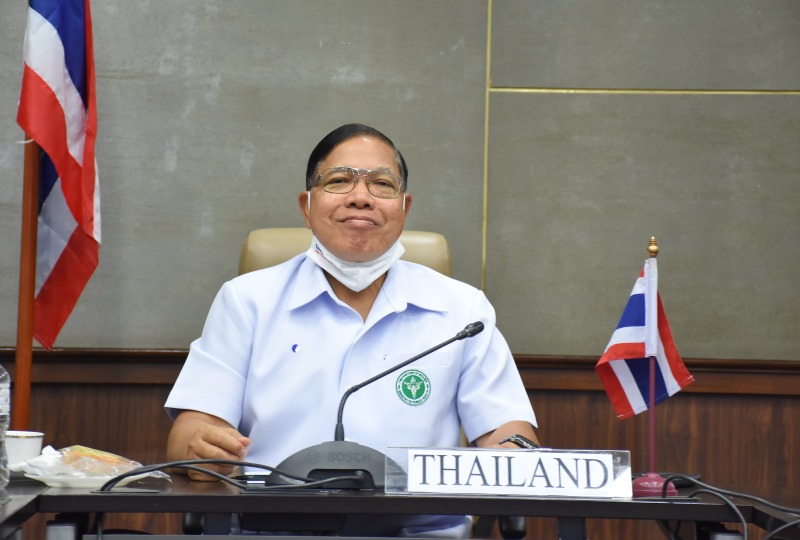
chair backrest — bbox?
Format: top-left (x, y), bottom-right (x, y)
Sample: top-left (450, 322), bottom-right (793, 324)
top-left (238, 228), bottom-right (452, 277)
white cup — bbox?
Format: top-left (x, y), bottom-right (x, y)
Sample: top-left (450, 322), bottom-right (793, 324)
top-left (5, 430), bottom-right (44, 468)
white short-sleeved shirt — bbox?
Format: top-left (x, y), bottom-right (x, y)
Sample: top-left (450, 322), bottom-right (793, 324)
top-left (166, 254), bottom-right (536, 536)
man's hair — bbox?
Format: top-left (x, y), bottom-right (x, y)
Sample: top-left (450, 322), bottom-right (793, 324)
top-left (305, 123), bottom-right (408, 191)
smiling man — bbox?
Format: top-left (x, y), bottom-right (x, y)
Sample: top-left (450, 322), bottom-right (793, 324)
top-left (165, 123), bottom-right (538, 537)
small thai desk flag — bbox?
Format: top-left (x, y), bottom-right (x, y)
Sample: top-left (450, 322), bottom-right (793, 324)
top-left (17, 0), bottom-right (101, 350)
top-left (595, 258), bottom-right (694, 420)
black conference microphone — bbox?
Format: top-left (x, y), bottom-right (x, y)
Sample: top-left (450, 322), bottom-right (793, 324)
top-left (264, 321), bottom-right (484, 490)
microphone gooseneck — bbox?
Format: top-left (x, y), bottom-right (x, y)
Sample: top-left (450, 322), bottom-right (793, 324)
top-left (334, 321), bottom-right (485, 441)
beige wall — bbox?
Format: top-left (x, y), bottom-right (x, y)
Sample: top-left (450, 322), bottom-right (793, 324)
top-left (1, 1), bottom-right (798, 359)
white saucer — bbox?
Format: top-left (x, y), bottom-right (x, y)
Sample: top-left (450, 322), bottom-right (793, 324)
top-left (24, 473), bottom-right (146, 489)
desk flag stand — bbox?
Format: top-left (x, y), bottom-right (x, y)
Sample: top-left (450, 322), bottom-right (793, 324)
top-left (631, 238), bottom-right (677, 498)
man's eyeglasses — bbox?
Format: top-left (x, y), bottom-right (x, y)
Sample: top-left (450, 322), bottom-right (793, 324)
top-left (312, 167), bottom-right (405, 199)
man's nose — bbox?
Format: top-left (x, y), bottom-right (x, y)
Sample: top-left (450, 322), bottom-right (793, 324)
top-left (352, 175), bottom-right (374, 195)
top-left (346, 176), bottom-right (374, 204)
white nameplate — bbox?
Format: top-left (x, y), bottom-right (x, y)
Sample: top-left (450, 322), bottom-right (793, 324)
top-left (397, 448), bottom-right (631, 498)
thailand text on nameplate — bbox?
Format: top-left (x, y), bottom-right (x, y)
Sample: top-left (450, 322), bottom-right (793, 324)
top-left (385, 448), bottom-right (632, 498)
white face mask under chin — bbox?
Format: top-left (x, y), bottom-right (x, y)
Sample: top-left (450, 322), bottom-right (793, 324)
top-left (306, 235), bottom-right (405, 292)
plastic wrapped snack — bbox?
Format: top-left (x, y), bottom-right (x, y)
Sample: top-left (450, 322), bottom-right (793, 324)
top-left (57, 445), bottom-right (143, 476)
top-left (17, 445), bottom-right (169, 486)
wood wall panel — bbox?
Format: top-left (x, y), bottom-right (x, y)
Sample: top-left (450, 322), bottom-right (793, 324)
top-left (1, 349), bottom-right (797, 539)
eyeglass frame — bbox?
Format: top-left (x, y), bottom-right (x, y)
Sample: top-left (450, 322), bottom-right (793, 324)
top-left (309, 166), bottom-right (408, 199)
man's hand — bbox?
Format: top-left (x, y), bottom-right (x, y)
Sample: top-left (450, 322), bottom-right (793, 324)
top-left (167, 410), bottom-right (251, 481)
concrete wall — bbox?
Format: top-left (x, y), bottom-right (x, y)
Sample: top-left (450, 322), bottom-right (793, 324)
top-left (1, 0), bottom-right (798, 359)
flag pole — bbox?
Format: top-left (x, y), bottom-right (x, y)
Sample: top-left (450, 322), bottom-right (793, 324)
top-left (13, 136), bottom-right (40, 430)
top-left (646, 238), bottom-right (658, 476)
top-left (647, 356), bottom-right (656, 473)
top-left (632, 237), bottom-right (677, 497)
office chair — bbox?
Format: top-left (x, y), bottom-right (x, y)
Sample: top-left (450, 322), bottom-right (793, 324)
top-left (185, 228), bottom-right (524, 538)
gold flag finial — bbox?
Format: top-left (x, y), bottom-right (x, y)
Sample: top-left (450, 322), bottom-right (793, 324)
top-left (647, 236), bottom-right (659, 258)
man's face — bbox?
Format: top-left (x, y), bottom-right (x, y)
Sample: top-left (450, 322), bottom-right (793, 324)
top-left (299, 135), bottom-right (412, 263)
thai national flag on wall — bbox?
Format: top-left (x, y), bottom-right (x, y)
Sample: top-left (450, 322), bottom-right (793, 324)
top-left (17, 0), bottom-right (100, 350)
top-left (595, 259), bottom-right (694, 420)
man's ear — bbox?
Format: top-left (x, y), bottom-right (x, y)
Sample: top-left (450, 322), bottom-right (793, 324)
top-left (298, 191), bottom-right (312, 228)
top-left (403, 192), bottom-right (412, 216)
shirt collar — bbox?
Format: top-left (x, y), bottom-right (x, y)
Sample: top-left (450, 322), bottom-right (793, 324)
top-left (379, 261), bottom-right (450, 314)
top-left (287, 256), bottom-right (333, 311)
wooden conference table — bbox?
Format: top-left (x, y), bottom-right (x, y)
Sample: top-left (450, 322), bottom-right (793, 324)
top-left (1, 475), bottom-right (798, 539)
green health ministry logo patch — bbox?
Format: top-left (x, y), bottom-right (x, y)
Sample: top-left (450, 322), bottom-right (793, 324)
top-left (396, 370), bottom-right (431, 406)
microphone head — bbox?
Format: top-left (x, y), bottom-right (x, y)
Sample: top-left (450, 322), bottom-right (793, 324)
top-left (456, 321), bottom-right (484, 339)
